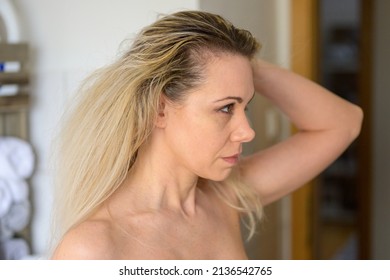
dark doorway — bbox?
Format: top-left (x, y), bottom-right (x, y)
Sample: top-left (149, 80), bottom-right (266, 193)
top-left (314, 0), bottom-right (372, 259)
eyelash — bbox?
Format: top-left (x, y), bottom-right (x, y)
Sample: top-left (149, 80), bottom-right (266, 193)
top-left (220, 103), bottom-right (235, 114)
top-left (219, 103), bottom-right (249, 115)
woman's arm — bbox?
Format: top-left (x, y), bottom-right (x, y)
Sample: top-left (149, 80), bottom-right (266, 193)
top-left (239, 59), bottom-right (363, 205)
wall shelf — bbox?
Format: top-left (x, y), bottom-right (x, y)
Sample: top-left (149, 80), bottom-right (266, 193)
top-left (0, 42), bottom-right (32, 259)
top-left (0, 43), bottom-right (29, 139)
top-left (0, 94), bottom-right (29, 110)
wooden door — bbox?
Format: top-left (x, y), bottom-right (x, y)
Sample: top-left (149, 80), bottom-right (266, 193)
top-left (290, 0), bottom-right (373, 259)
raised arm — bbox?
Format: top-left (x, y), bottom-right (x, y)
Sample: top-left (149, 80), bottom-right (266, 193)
top-left (239, 59), bottom-right (363, 205)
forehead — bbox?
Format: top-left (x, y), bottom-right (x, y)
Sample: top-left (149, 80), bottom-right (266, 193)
top-left (188, 53), bottom-right (254, 102)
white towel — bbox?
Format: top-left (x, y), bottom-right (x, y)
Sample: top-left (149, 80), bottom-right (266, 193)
top-left (0, 61), bottom-right (21, 72)
top-left (4, 178), bottom-right (29, 203)
top-left (0, 84), bottom-right (19, 96)
top-left (2, 200), bottom-right (30, 233)
top-left (0, 217), bottom-right (13, 241)
top-left (0, 238), bottom-right (30, 260)
top-left (0, 137), bottom-right (35, 179)
top-left (0, 180), bottom-right (12, 217)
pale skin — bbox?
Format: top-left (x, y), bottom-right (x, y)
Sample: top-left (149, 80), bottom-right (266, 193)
top-left (51, 54), bottom-right (363, 259)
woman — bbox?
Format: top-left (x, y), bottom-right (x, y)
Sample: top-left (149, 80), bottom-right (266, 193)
top-left (51, 10), bottom-right (362, 259)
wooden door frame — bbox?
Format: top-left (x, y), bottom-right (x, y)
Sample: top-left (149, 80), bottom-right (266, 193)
top-left (290, 0), bottom-right (319, 260)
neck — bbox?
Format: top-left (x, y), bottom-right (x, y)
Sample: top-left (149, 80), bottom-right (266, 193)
top-left (115, 137), bottom-right (202, 216)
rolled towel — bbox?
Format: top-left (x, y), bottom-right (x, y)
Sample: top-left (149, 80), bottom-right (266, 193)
top-left (0, 180), bottom-right (13, 217)
top-left (4, 178), bottom-right (29, 203)
top-left (0, 137), bottom-right (35, 179)
top-left (0, 238), bottom-right (30, 260)
top-left (2, 200), bottom-right (30, 233)
top-left (0, 61), bottom-right (21, 72)
top-left (0, 84), bottom-right (19, 96)
top-left (0, 217), bottom-right (13, 241)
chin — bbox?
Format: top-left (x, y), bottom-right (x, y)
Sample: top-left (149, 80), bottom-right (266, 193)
top-left (206, 169), bottom-right (233, 182)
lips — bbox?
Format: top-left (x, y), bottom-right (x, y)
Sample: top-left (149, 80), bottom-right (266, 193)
top-left (222, 154), bottom-right (240, 164)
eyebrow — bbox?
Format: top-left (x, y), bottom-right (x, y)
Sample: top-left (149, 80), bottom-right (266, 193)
top-left (214, 92), bottom-right (256, 104)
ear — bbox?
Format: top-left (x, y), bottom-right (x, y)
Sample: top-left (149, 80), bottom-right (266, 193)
top-left (155, 95), bottom-right (168, 128)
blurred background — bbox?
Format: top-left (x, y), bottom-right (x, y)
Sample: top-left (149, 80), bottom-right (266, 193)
top-left (0, 0), bottom-right (388, 259)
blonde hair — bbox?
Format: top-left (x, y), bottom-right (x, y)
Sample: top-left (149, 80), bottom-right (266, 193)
top-left (51, 10), bottom-right (262, 249)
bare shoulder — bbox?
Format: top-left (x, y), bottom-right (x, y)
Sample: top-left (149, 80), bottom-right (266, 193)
top-left (51, 219), bottom-right (115, 260)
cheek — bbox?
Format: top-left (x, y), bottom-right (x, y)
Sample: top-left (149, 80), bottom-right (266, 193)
top-left (184, 117), bottom-right (231, 161)
top-left (168, 108), bottom-right (232, 158)
top-left (184, 113), bottom-right (228, 144)
top-left (167, 112), bottom-right (234, 180)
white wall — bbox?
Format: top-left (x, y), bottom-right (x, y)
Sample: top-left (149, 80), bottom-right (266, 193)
top-left (373, 0), bottom-right (390, 259)
top-left (13, 0), bottom-right (198, 256)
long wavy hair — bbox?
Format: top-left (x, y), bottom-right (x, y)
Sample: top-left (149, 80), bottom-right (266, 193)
top-left (51, 10), bottom-right (262, 251)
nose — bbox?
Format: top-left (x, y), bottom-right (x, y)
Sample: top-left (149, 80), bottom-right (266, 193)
top-left (230, 114), bottom-right (255, 143)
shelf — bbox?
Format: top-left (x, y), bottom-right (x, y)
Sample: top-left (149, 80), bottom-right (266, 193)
top-left (0, 43), bottom-right (28, 61)
top-left (0, 42), bottom-right (31, 258)
top-left (0, 94), bottom-right (29, 111)
top-left (0, 71), bottom-right (29, 84)
top-left (0, 43), bottom-right (29, 112)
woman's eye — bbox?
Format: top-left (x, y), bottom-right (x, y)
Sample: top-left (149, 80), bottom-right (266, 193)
top-left (220, 103), bottom-right (234, 114)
